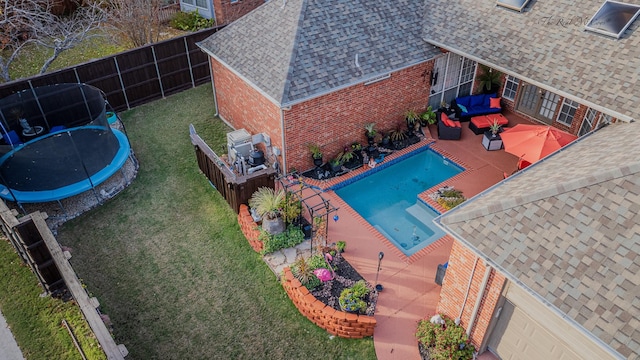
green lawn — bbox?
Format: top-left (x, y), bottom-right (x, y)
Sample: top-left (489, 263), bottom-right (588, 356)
top-left (7, 33), bottom-right (127, 82)
top-left (56, 85), bottom-right (377, 359)
top-left (0, 240), bottom-right (106, 360)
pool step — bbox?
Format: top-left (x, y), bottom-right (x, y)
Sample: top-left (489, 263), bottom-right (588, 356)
top-left (405, 203), bottom-right (435, 227)
top-left (373, 225), bottom-right (394, 240)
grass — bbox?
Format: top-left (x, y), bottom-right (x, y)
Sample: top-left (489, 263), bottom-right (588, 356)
top-left (7, 32), bottom-right (127, 82)
top-left (56, 85), bottom-right (376, 359)
top-left (0, 240), bottom-right (106, 360)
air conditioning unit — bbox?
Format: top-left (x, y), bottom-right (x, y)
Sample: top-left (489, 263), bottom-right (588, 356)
top-left (227, 129), bottom-right (252, 163)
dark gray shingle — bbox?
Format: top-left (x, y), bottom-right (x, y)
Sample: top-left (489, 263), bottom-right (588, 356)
top-left (198, 0), bottom-right (438, 106)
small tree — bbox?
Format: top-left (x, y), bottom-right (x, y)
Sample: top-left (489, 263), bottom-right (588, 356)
top-left (107, 0), bottom-right (163, 47)
top-left (0, 0), bottom-right (107, 82)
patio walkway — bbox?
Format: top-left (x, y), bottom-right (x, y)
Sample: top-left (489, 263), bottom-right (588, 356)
top-left (303, 110), bottom-right (533, 359)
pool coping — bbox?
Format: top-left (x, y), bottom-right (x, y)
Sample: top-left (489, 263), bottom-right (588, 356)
top-left (299, 137), bottom-right (475, 264)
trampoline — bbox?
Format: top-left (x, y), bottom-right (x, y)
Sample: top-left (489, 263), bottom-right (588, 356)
top-left (0, 83), bottom-right (132, 204)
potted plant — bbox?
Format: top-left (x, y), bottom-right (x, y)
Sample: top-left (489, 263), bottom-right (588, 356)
top-left (248, 187), bottom-right (286, 235)
top-left (420, 106), bottom-right (437, 127)
top-left (364, 123), bottom-right (377, 145)
top-left (338, 280), bottom-right (370, 314)
top-left (405, 109), bottom-right (419, 134)
top-left (477, 64), bottom-right (502, 94)
top-left (329, 156), bottom-right (343, 173)
top-left (308, 143), bottom-right (323, 167)
top-left (489, 120), bottom-right (501, 137)
top-left (390, 127), bottom-right (407, 149)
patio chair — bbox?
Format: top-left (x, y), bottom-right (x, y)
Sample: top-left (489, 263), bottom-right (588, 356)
top-left (437, 111), bottom-right (462, 140)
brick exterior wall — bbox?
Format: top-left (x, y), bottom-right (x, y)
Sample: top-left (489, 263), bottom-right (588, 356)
top-left (210, 58), bottom-right (283, 158)
top-left (211, 56), bottom-right (433, 173)
top-left (437, 240), bottom-right (506, 347)
top-left (281, 267), bottom-right (376, 339)
top-left (283, 62), bottom-right (433, 171)
top-left (238, 204), bottom-right (263, 253)
top-left (212, 0), bottom-right (263, 25)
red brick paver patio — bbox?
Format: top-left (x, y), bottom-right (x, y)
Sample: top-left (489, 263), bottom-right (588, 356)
top-left (306, 110), bottom-right (533, 359)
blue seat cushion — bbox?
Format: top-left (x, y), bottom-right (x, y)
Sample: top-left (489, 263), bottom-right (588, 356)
top-left (2, 130), bottom-right (22, 145)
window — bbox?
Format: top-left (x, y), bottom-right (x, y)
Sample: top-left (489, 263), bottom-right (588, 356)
top-left (496, 0), bottom-right (531, 12)
top-left (585, 1), bottom-right (640, 39)
top-left (182, 0), bottom-right (194, 4)
top-left (502, 75), bottom-right (519, 101)
top-left (557, 99), bottom-right (579, 126)
top-left (578, 108), bottom-right (598, 136)
top-left (428, 53), bottom-right (477, 109)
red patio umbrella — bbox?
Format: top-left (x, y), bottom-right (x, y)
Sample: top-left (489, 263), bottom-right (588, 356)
top-left (500, 124), bottom-right (577, 164)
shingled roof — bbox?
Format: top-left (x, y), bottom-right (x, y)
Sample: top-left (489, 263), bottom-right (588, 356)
top-left (437, 122), bottom-right (640, 359)
top-left (197, 0), bottom-right (438, 107)
top-left (421, 0), bottom-right (640, 122)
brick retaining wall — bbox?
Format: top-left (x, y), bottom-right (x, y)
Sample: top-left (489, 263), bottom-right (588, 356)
top-left (281, 267), bottom-right (376, 339)
top-left (238, 204), bottom-right (263, 253)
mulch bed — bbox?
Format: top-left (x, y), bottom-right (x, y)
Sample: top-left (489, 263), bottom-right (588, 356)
top-left (309, 252), bottom-right (378, 316)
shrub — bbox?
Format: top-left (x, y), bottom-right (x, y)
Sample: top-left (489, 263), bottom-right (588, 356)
top-left (290, 256), bottom-right (321, 290)
top-left (338, 288), bottom-right (367, 314)
top-left (259, 225), bottom-right (305, 254)
top-left (416, 315), bottom-right (475, 360)
top-left (307, 254), bottom-right (328, 271)
top-left (170, 11), bottom-right (214, 31)
top-left (338, 280), bottom-right (370, 314)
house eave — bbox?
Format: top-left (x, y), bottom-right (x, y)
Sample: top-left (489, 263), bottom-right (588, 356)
top-left (424, 39), bottom-right (634, 123)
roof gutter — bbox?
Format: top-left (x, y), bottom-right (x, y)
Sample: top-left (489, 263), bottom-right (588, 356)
top-left (424, 40), bottom-right (634, 123)
top-left (279, 57), bottom-right (434, 109)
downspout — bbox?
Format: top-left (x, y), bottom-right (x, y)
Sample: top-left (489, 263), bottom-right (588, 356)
top-left (457, 256), bottom-right (479, 325)
top-left (279, 108), bottom-right (287, 174)
top-left (208, 57), bottom-right (219, 117)
top-left (467, 263), bottom-right (492, 337)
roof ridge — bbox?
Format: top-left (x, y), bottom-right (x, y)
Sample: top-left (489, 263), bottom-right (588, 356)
top-left (443, 161), bottom-right (640, 223)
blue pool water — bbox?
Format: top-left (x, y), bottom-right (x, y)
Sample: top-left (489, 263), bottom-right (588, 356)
top-left (334, 148), bottom-right (463, 256)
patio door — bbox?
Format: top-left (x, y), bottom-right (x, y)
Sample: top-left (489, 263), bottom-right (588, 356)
top-left (516, 83), bottom-right (559, 124)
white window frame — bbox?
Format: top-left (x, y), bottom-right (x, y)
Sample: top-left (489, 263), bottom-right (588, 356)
top-left (195, 0), bottom-right (208, 8)
top-left (556, 98), bottom-right (579, 126)
top-left (578, 108), bottom-right (598, 136)
top-left (502, 75), bottom-right (519, 101)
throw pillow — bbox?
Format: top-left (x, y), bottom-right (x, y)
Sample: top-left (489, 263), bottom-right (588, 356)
top-left (453, 120), bottom-right (462, 128)
top-left (457, 104), bottom-right (468, 113)
top-left (490, 97), bottom-right (501, 109)
top-left (441, 112), bottom-right (455, 127)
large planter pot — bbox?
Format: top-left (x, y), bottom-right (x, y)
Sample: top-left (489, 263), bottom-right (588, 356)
top-left (262, 216), bottom-right (285, 235)
top-left (313, 157), bottom-right (323, 167)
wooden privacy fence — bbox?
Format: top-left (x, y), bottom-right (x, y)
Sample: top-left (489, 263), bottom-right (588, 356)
top-left (0, 202), bottom-right (127, 359)
top-left (190, 125), bottom-right (276, 213)
top-left (0, 26), bottom-right (222, 112)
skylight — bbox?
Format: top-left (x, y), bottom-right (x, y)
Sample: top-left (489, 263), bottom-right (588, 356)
top-left (496, 0), bottom-right (531, 12)
top-left (585, 1), bottom-right (640, 39)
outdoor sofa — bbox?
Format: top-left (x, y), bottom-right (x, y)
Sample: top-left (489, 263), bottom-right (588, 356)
top-left (451, 93), bottom-right (502, 122)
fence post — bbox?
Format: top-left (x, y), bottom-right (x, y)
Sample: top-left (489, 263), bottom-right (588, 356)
top-left (150, 46), bottom-right (165, 98)
top-left (113, 57), bottom-right (131, 110)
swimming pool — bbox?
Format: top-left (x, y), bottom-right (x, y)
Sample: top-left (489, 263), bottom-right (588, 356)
top-left (334, 147), bottom-right (463, 256)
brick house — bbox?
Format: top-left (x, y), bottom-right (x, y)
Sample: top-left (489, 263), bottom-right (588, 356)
top-left (180, 0), bottom-right (264, 24)
top-left (197, 0), bottom-right (640, 358)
